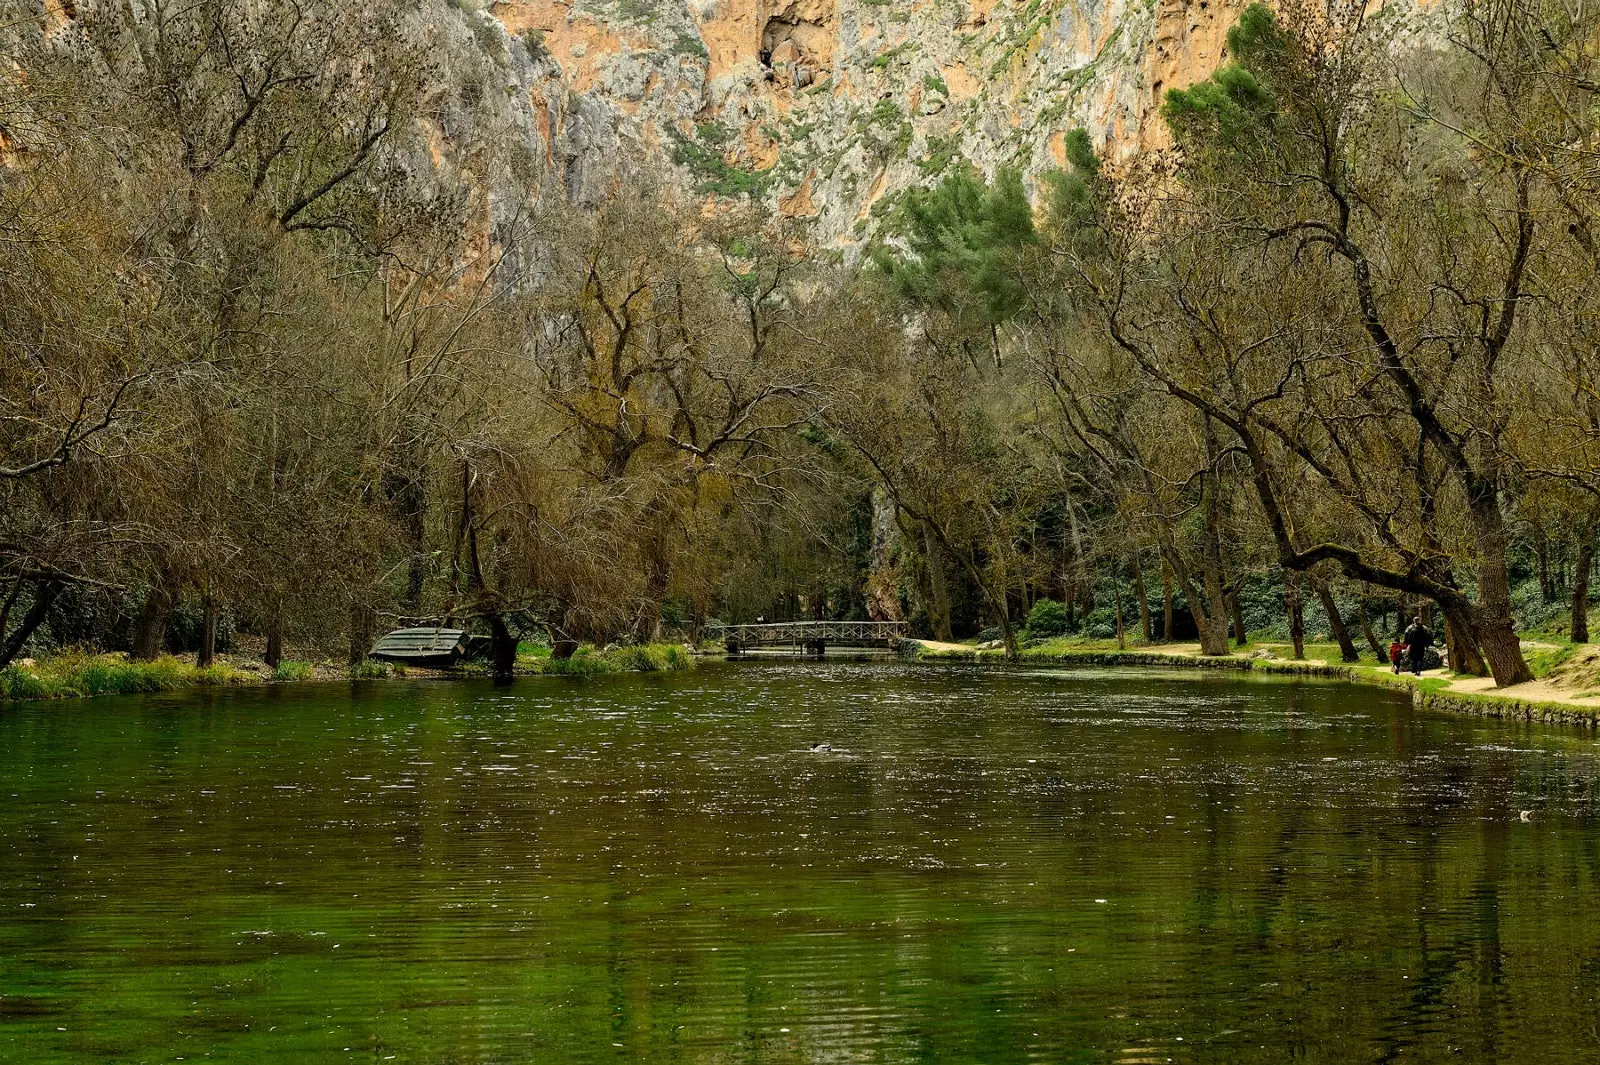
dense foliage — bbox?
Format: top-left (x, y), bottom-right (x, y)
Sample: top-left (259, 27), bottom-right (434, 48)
top-left (0, 0), bottom-right (1595, 679)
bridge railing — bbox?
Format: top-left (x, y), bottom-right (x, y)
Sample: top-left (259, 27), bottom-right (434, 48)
top-left (707, 620), bottom-right (908, 648)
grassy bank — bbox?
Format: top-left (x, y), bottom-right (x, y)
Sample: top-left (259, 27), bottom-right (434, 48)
top-left (912, 635), bottom-right (1600, 726)
top-left (518, 643), bottom-right (694, 676)
top-left (0, 642), bottom-right (695, 702)
top-left (0, 652), bottom-right (250, 700)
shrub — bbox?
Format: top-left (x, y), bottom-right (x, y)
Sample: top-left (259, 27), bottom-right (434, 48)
top-left (349, 660), bottom-right (392, 680)
top-left (1026, 599), bottom-right (1070, 638)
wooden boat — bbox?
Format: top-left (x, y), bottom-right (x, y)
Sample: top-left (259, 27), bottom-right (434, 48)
top-left (369, 627), bottom-right (481, 669)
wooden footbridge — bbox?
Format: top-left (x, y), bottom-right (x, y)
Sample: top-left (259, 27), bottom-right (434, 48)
top-left (709, 620), bottom-right (909, 656)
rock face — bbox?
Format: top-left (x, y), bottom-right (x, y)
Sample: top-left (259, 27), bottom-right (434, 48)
top-left (485, 0), bottom-right (1250, 242)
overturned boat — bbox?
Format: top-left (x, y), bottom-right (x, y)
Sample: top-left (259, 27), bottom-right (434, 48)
top-left (368, 627), bottom-right (491, 669)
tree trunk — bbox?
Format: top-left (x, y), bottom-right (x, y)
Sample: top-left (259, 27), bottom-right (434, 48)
top-left (923, 526), bottom-right (953, 641)
top-left (1162, 560), bottom-right (1174, 642)
top-left (1194, 559), bottom-right (1230, 656)
top-left (348, 603), bottom-right (375, 667)
top-left (1196, 609), bottom-right (1231, 656)
top-left (0, 577), bottom-right (22, 655)
top-left (1229, 588), bottom-right (1248, 647)
top-left (995, 596), bottom-right (1019, 661)
top-left (990, 548), bottom-right (1019, 661)
top-left (1356, 597), bottom-right (1385, 658)
top-left (1573, 529), bottom-right (1594, 644)
top-left (552, 638), bottom-right (579, 660)
top-left (1065, 500), bottom-right (1089, 629)
top-left (1312, 577), bottom-right (1360, 663)
top-left (198, 594), bottom-right (219, 668)
top-left (865, 487), bottom-right (904, 624)
top-left (1437, 599), bottom-right (1488, 677)
top-left (1196, 418), bottom-right (1232, 657)
top-left (1442, 612), bottom-right (1470, 675)
top-left (1285, 573), bottom-right (1305, 660)
top-left (486, 612), bottom-right (517, 678)
top-left (264, 602), bottom-right (284, 670)
top-left (1536, 535), bottom-right (1553, 602)
top-left (1468, 495), bottom-right (1533, 684)
top-left (132, 586), bottom-right (172, 661)
top-left (1132, 551), bottom-right (1151, 642)
top-left (1474, 610), bottom-right (1527, 685)
top-left (1114, 566), bottom-right (1127, 651)
top-left (0, 579), bottom-right (61, 669)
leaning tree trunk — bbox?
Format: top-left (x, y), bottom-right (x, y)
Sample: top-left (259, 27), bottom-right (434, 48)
top-left (1437, 599), bottom-right (1488, 677)
top-left (1356, 597), bottom-right (1385, 658)
top-left (1473, 608), bottom-right (1529, 685)
top-left (995, 594), bottom-right (1020, 660)
top-left (0, 579), bottom-right (61, 669)
top-left (1573, 529), bottom-right (1594, 644)
top-left (1284, 573), bottom-right (1306, 660)
top-left (1312, 578), bottom-right (1360, 663)
top-left (989, 549), bottom-right (1020, 661)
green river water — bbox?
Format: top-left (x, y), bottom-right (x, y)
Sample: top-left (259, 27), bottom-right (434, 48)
top-left (3, 662), bottom-right (1600, 1063)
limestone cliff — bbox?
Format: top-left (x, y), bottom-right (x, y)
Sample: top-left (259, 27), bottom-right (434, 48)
top-left (481, 0), bottom-right (1248, 242)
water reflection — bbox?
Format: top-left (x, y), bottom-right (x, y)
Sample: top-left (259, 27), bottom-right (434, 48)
top-left (3, 662), bottom-right (1600, 1062)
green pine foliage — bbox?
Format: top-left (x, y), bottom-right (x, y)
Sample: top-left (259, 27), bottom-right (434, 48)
top-left (873, 166), bottom-right (1037, 325)
top-left (1041, 126), bottom-right (1104, 254)
top-left (1160, 3), bottom-right (1285, 153)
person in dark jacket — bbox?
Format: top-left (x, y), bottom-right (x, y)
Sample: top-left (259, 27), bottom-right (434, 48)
top-left (1402, 616), bottom-right (1434, 675)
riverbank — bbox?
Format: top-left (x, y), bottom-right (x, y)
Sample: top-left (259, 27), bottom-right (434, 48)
top-left (914, 637), bottom-right (1600, 726)
top-left (0, 642), bottom-right (694, 702)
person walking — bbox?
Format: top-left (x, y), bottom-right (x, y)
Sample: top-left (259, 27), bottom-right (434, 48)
top-left (1388, 638), bottom-right (1404, 674)
top-left (1402, 615), bottom-right (1434, 675)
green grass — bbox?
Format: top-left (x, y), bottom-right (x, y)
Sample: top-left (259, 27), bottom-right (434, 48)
top-left (534, 644), bottom-right (694, 676)
top-left (273, 660), bottom-right (314, 682)
top-left (1524, 641), bottom-right (1578, 679)
top-left (348, 660), bottom-right (393, 680)
top-left (0, 653), bottom-right (246, 701)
